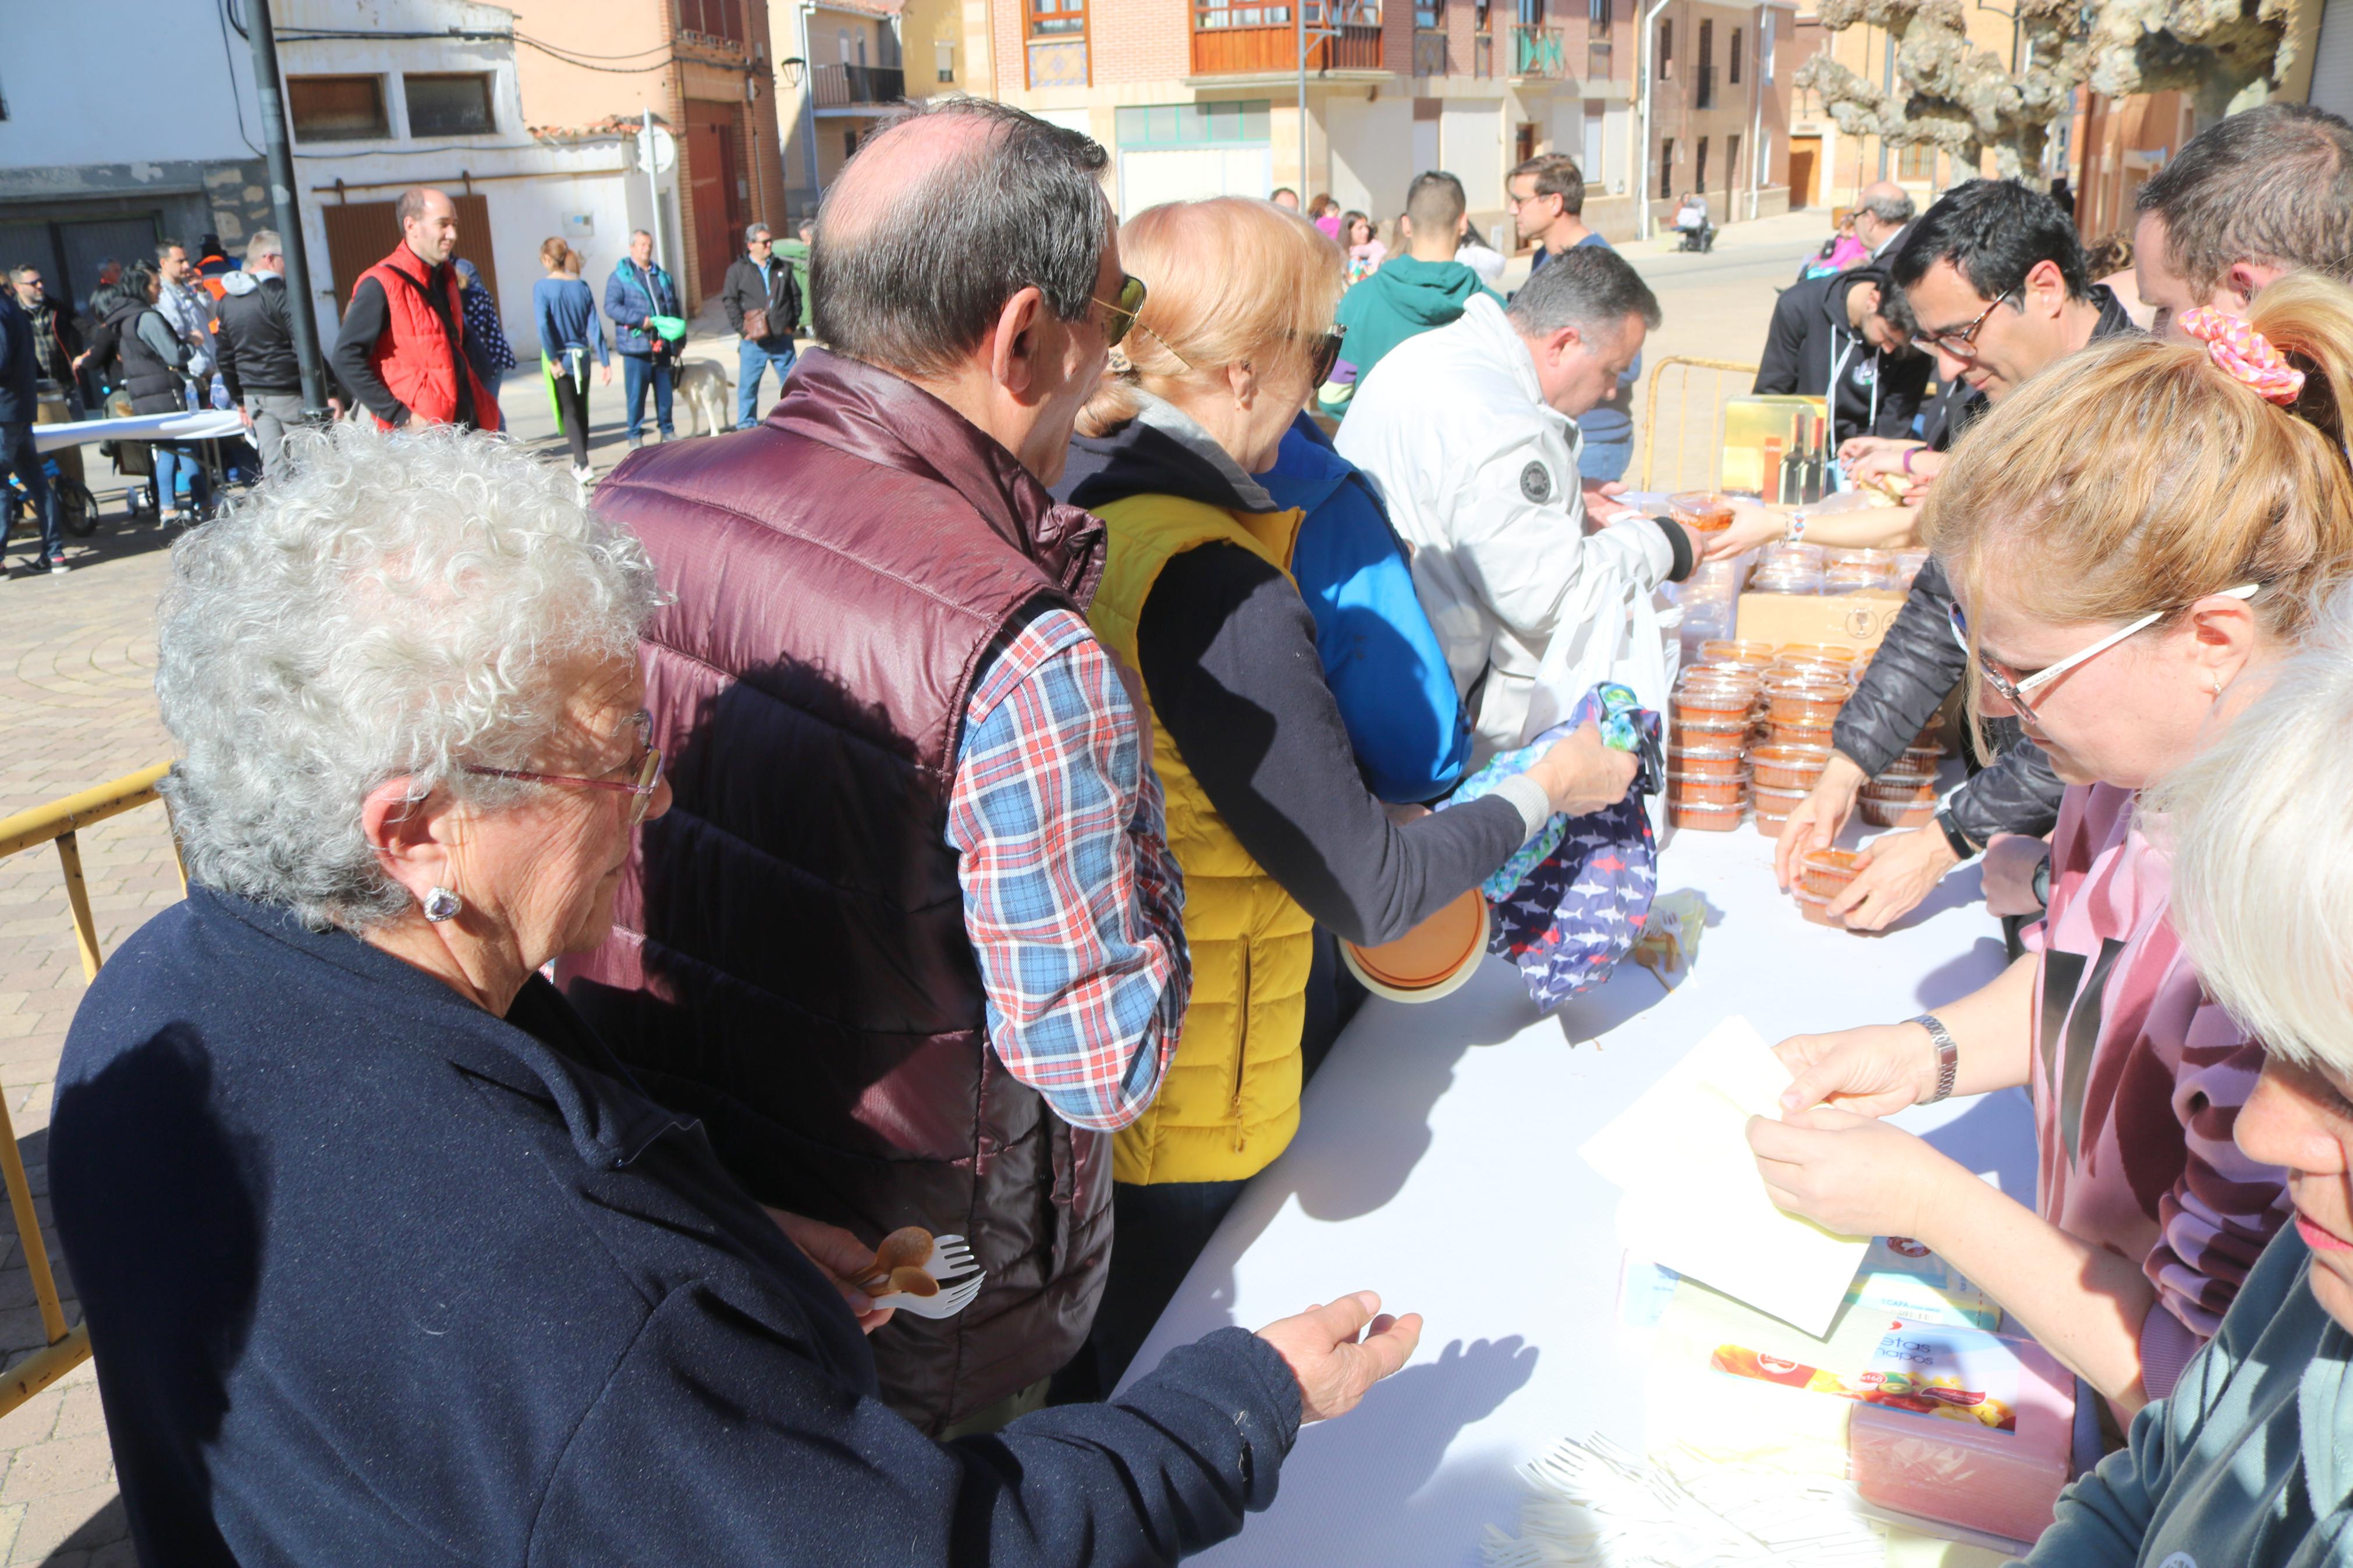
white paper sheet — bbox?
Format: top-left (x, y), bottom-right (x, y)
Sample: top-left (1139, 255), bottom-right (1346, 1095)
top-left (1580, 1015), bottom-right (1870, 1336)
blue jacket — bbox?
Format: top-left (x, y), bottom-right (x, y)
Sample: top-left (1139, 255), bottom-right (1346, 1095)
top-left (604, 258), bottom-right (680, 357)
top-left (0, 291), bottom-right (38, 425)
top-left (50, 886), bottom-right (1302, 1564)
top-left (1261, 414), bottom-right (1472, 802)
top-left (533, 275), bottom-right (610, 367)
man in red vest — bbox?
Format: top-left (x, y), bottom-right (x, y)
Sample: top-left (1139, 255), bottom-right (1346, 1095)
top-left (329, 187), bottom-right (502, 433)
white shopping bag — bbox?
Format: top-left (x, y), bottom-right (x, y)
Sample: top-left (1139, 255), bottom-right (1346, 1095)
top-left (1518, 559), bottom-right (1677, 745)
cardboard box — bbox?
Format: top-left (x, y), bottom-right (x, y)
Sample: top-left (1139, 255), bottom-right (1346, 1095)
top-left (1736, 588), bottom-right (1908, 652)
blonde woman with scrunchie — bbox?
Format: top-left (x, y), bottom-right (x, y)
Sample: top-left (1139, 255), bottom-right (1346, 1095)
top-left (1744, 275), bottom-right (2353, 1439)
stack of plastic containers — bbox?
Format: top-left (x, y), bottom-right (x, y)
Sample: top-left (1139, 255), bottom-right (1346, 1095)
top-left (1751, 542), bottom-right (1826, 595)
top-left (1859, 742), bottom-right (1946, 826)
top-left (1823, 549), bottom-right (1896, 593)
top-left (1793, 847), bottom-right (1861, 926)
top-left (1666, 662), bottom-right (1759, 833)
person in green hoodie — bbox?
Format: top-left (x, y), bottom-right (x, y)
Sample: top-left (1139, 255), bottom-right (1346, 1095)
top-left (779, 219), bottom-right (817, 335)
top-left (1318, 171), bottom-right (1499, 417)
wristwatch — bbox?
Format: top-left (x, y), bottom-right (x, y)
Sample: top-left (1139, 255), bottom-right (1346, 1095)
top-left (1933, 808), bottom-right (1980, 863)
top-left (2030, 849), bottom-right (2053, 911)
top-left (1912, 1013), bottom-right (1960, 1103)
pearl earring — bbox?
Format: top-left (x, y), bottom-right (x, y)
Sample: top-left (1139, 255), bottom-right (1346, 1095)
top-left (423, 886), bottom-right (462, 922)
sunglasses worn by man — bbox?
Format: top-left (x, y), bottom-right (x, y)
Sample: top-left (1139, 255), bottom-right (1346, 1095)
top-left (1949, 583), bottom-right (2261, 715)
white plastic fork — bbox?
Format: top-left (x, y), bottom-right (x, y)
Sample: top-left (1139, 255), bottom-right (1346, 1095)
top-left (921, 1233), bottom-right (977, 1282)
top-left (871, 1270), bottom-right (985, 1319)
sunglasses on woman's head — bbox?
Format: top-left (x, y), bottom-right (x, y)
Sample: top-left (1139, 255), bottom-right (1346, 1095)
top-left (1306, 325), bottom-right (1347, 387)
top-left (1092, 274), bottom-right (1148, 347)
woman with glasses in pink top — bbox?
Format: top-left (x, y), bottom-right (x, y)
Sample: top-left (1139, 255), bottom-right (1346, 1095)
top-left (1745, 275), bottom-right (2353, 1441)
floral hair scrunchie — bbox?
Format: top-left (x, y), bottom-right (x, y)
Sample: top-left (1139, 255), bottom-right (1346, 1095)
top-left (2179, 307), bottom-right (2306, 406)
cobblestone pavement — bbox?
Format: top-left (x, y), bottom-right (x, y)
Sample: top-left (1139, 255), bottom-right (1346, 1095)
top-left (0, 225), bottom-right (1816, 1561)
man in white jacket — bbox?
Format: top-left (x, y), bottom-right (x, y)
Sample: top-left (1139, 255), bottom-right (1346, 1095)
top-left (1340, 246), bottom-right (1758, 761)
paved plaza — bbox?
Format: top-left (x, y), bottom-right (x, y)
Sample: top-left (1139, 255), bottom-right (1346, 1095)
top-left (0, 212), bottom-right (1823, 1562)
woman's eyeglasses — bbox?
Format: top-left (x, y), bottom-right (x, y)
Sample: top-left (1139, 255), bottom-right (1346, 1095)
top-left (1948, 584), bottom-right (2260, 714)
top-left (464, 710), bottom-right (666, 824)
top-left (1092, 275), bottom-right (1148, 346)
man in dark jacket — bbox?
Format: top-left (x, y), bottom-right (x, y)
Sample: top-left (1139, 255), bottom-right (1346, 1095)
top-left (1776, 179), bottom-right (2139, 929)
top-left (215, 230), bottom-right (304, 476)
top-left (1752, 265), bottom-right (1929, 447)
top-left (0, 288), bottom-right (65, 571)
top-left (604, 229), bottom-right (680, 447)
top-left (9, 265), bottom-right (86, 410)
top-left (723, 221), bottom-right (804, 428)
top-left (565, 98), bottom-right (1197, 1437)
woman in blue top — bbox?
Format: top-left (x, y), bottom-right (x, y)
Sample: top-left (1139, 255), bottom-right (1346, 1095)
top-left (533, 237), bottom-right (610, 483)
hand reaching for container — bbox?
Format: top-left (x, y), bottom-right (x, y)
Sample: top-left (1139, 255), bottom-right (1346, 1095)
top-left (1704, 500), bottom-right (1790, 561)
top-left (1824, 825), bottom-right (1961, 930)
top-left (1524, 722), bottom-right (1639, 817)
top-left (1256, 1291), bottom-right (1424, 1423)
top-left (1773, 754), bottom-right (1867, 890)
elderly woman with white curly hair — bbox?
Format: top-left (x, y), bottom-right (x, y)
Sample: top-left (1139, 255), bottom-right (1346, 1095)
top-left (45, 425), bottom-right (1411, 1565)
top-left (2021, 585), bottom-right (2353, 1565)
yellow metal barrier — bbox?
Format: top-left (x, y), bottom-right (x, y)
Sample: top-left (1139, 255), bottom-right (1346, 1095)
top-left (1638, 356), bottom-right (1762, 493)
top-left (0, 760), bottom-right (182, 1415)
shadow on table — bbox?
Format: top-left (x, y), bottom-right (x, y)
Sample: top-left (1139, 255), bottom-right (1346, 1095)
top-left (1915, 935), bottom-right (2013, 1008)
top-left (1205, 1336), bottom-right (1540, 1567)
top-left (1917, 1084), bottom-right (2038, 1199)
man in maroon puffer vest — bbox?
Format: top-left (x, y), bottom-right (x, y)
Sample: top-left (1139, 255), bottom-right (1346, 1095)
top-left (566, 99), bottom-right (1208, 1437)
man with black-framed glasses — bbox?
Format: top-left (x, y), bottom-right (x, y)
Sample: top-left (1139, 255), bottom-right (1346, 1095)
top-left (1775, 179), bottom-right (2139, 930)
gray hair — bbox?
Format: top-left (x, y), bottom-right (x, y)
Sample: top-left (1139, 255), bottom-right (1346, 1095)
top-left (745, 221), bottom-right (772, 243)
top-left (1860, 189), bottom-right (1917, 225)
top-left (1506, 243), bottom-right (1663, 338)
top-left (2136, 101), bottom-right (2353, 294)
top-left (2147, 581), bottom-right (2353, 1077)
top-left (155, 424), bottom-right (665, 932)
top-left (812, 96), bottom-right (1109, 378)
top-left (245, 230), bottom-right (283, 265)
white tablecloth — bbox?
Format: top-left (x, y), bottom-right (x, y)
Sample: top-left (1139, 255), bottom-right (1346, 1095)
top-left (1122, 809), bottom-right (2031, 1567)
top-left (33, 410), bottom-right (244, 453)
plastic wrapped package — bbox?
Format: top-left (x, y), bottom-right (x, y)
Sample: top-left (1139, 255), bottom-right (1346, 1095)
top-left (1848, 1331), bottom-right (2074, 1545)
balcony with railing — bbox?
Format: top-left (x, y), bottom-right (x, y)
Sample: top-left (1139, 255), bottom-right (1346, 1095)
top-left (1509, 22), bottom-right (1566, 76)
top-left (1585, 33), bottom-right (1612, 76)
top-left (1472, 29), bottom-right (1493, 74)
top-left (811, 62), bottom-right (907, 105)
top-left (1412, 27), bottom-right (1451, 74)
top-left (1694, 60), bottom-right (1716, 107)
top-left (1192, 0), bottom-right (1383, 74)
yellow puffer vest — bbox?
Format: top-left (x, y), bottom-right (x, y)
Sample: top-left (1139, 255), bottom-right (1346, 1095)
top-left (1087, 492), bottom-right (1316, 1186)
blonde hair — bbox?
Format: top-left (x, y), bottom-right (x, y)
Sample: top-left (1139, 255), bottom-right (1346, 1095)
top-left (540, 236), bottom-right (569, 270)
top-left (1078, 197), bottom-right (1344, 436)
top-left (1926, 273), bottom-right (2353, 667)
top-left (2147, 581), bottom-right (2353, 1076)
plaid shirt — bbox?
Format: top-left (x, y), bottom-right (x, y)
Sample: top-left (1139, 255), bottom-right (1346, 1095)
top-left (946, 606), bottom-right (1188, 1132)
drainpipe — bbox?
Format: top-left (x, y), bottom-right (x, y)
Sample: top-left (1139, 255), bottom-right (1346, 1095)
top-left (798, 0), bottom-right (822, 208)
top-left (1634, 0), bottom-right (1672, 239)
top-left (1747, 2), bottom-right (1763, 219)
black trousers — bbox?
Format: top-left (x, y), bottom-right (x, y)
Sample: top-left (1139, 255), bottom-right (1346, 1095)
top-left (549, 362), bottom-right (592, 470)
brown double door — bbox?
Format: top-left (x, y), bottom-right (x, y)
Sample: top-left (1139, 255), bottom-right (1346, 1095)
top-left (686, 99), bottom-right (748, 303)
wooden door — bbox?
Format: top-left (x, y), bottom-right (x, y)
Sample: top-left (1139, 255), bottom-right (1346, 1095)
top-left (320, 194), bottom-right (499, 316)
top-left (686, 99), bottom-right (746, 303)
top-left (1786, 136), bottom-right (1819, 209)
